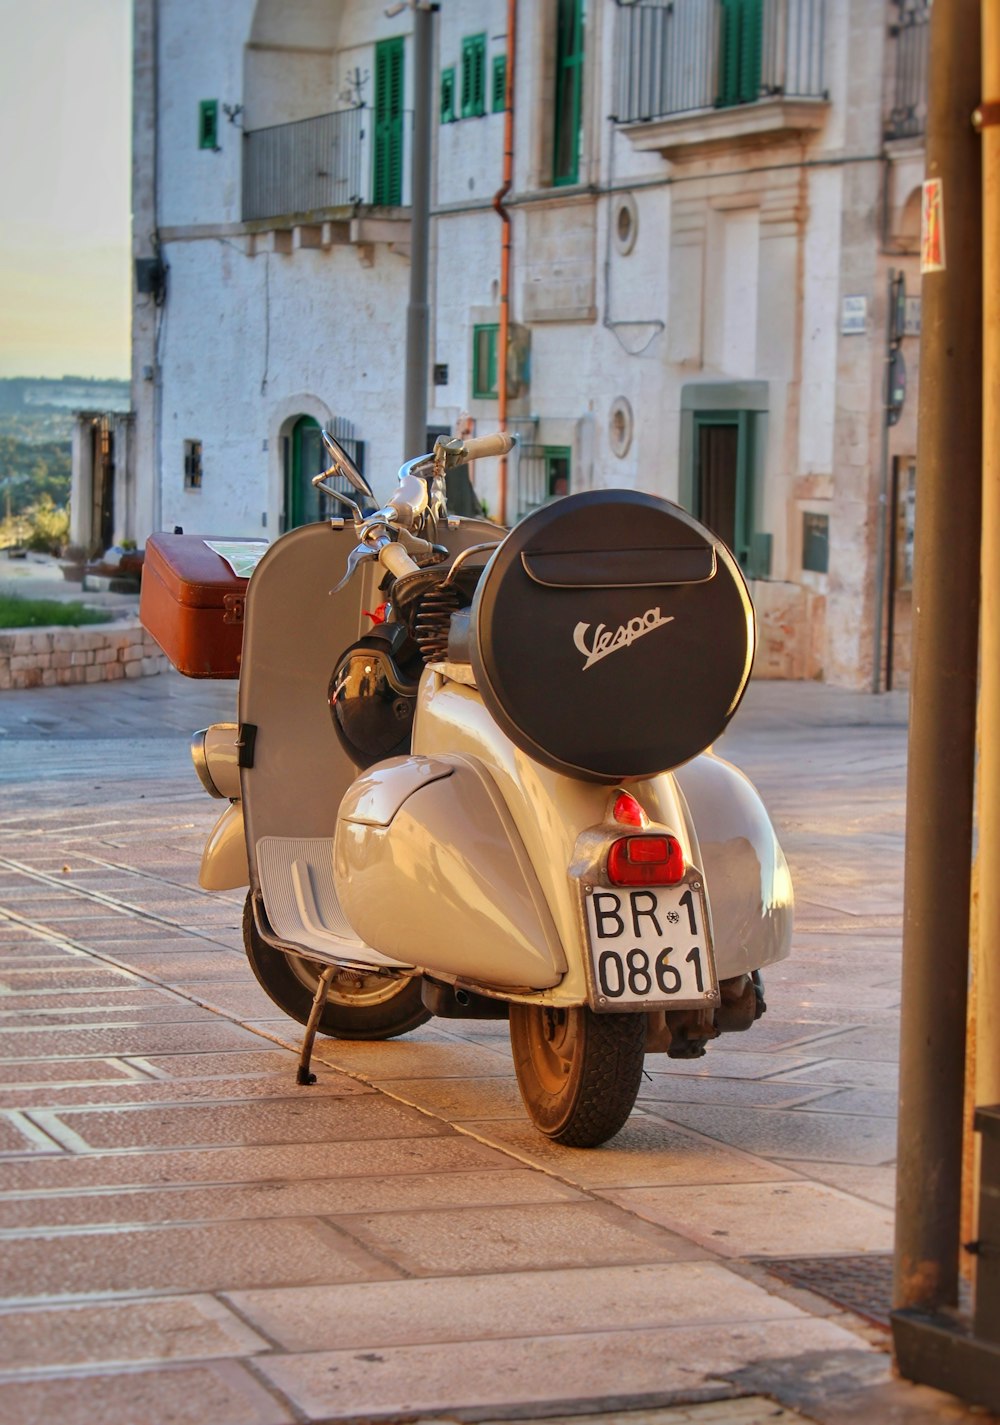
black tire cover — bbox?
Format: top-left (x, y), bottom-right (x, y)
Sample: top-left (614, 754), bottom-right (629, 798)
top-left (469, 489), bottom-right (755, 782)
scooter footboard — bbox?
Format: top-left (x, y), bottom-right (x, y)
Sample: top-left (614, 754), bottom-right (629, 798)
top-left (335, 754), bottom-right (567, 990)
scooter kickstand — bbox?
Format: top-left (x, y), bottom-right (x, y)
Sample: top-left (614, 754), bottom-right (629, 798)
top-left (296, 965), bottom-right (336, 1085)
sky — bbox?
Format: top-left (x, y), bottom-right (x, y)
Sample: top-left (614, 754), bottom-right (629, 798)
top-left (0, 0), bottom-right (132, 381)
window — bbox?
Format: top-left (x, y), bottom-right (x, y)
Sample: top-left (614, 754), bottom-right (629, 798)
top-left (717, 0), bottom-right (763, 108)
top-left (492, 54), bottom-right (507, 113)
top-left (472, 324), bottom-right (500, 399)
top-left (373, 37), bottom-right (405, 206)
top-left (183, 440), bottom-right (203, 490)
top-left (441, 66), bottom-right (456, 123)
top-left (802, 512), bottom-right (829, 574)
top-left (553, 0), bottom-right (584, 185)
top-left (198, 100), bottom-right (219, 151)
top-left (545, 447), bottom-right (571, 499)
top-left (461, 34), bottom-right (486, 118)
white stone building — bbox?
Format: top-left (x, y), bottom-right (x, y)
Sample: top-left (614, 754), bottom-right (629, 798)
top-left (117, 0), bottom-right (928, 688)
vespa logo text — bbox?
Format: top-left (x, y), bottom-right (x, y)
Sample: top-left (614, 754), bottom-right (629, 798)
top-left (573, 607), bottom-right (674, 671)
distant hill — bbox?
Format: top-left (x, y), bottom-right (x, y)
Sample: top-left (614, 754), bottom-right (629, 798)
top-left (0, 376), bottom-right (130, 417)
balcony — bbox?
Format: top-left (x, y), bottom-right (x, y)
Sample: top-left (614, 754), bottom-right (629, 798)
top-left (884, 0), bottom-right (929, 142)
top-left (613, 0), bottom-right (828, 161)
top-left (241, 106), bottom-right (412, 225)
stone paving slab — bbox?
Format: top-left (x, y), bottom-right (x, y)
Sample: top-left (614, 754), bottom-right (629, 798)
top-left (254, 1317), bottom-right (870, 1422)
top-left (0, 1056), bottom-right (144, 1085)
top-left (333, 1200), bottom-right (705, 1277)
top-left (451, 1116), bottom-right (797, 1190)
top-left (0, 1167), bottom-right (582, 1233)
top-left (1, 1217), bottom-right (398, 1302)
top-left (0, 1360), bottom-right (294, 1425)
top-left (226, 1261), bottom-right (808, 1353)
top-left (0, 676), bottom-right (990, 1425)
top-left (0, 1293), bottom-right (270, 1374)
top-left (641, 1102), bottom-right (896, 1166)
top-left (0, 1133), bottom-right (517, 1194)
top-left (597, 1181), bottom-right (894, 1259)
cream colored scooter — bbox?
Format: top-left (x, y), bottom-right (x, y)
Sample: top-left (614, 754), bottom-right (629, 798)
top-left (193, 430), bottom-right (792, 1146)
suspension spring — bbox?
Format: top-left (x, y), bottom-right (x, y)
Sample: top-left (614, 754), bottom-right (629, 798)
top-left (413, 583), bottom-right (462, 663)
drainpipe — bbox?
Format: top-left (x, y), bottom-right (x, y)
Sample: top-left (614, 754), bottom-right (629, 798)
top-left (974, 0), bottom-right (1000, 1136)
top-left (492, 0), bottom-right (517, 526)
top-left (403, 2), bottom-right (435, 461)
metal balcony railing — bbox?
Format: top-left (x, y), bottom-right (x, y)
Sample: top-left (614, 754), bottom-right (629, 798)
top-left (884, 0), bottom-right (930, 141)
top-left (613, 0), bottom-right (827, 125)
top-left (242, 106), bottom-right (412, 223)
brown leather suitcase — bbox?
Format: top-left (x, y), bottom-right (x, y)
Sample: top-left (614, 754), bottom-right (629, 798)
top-left (140, 534), bottom-right (259, 678)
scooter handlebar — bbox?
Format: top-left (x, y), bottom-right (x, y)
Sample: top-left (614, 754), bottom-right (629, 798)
top-left (378, 540), bottom-right (421, 581)
top-left (459, 432), bottom-right (516, 462)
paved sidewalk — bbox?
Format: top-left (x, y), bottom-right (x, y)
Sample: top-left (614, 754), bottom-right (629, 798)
top-left (0, 672), bottom-right (989, 1424)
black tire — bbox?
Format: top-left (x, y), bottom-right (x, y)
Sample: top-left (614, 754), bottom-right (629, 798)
top-left (509, 1002), bottom-right (646, 1148)
top-left (242, 895), bottom-right (430, 1041)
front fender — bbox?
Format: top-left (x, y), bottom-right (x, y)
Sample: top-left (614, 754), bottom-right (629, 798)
top-left (199, 801), bottom-right (249, 890)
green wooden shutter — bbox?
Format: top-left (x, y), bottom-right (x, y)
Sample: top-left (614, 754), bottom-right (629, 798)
top-left (492, 54), bottom-right (507, 113)
top-left (717, 0), bottom-right (762, 107)
top-left (199, 100), bottom-right (219, 150)
top-left (472, 325), bottom-right (499, 398)
top-left (373, 37), bottom-right (404, 205)
top-left (552, 0), bottom-right (584, 185)
top-left (441, 66), bottom-right (456, 123)
top-left (738, 0), bottom-right (763, 103)
top-left (461, 34), bottom-right (486, 117)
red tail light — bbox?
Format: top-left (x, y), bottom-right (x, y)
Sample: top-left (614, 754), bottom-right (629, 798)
top-left (613, 792), bottom-right (647, 827)
top-left (608, 835), bottom-right (685, 886)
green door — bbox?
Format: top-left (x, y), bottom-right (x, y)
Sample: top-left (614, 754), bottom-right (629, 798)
top-left (286, 416), bottom-right (325, 529)
top-left (373, 36), bottom-right (405, 206)
top-left (693, 412), bottom-right (752, 569)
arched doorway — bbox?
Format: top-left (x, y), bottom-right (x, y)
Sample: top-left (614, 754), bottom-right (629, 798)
top-left (283, 414), bottom-right (366, 530)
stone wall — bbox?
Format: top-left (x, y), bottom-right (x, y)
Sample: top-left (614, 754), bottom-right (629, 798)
top-left (752, 580), bottom-right (827, 681)
top-left (0, 618), bottom-right (168, 691)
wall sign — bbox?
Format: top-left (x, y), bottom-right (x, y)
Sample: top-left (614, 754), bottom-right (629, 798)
top-left (921, 178), bottom-right (946, 273)
top-left (841, 295), bottom-right (867, 335)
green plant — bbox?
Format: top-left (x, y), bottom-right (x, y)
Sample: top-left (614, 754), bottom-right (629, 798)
top-left (22, 495), bottom-right (70, 555)
top-left (0, 593), bottom-right (113, 629)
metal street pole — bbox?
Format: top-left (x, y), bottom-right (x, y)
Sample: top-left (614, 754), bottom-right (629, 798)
top-left (974, 0), bottom-right (1000, 1127)
top-left (893, 0), bottom-right (982, 1315)
top-left (403, 1), bottom-right (434, 461)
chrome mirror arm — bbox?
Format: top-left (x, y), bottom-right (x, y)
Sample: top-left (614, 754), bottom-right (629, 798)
top-left (321, 429), bottom-right (375, 503)
top-left (313, 482), bottom-right (365, 523)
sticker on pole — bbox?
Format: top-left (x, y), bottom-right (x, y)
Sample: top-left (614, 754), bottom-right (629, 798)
top-left (921, 178), bottom-right (946, 273)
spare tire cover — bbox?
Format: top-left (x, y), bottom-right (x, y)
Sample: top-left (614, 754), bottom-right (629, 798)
top-left (469, 489), bottom-right (755, 782)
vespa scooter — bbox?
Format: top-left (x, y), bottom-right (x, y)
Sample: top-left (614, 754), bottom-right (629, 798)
top-left (191, 430), bottom-right (792, 1147)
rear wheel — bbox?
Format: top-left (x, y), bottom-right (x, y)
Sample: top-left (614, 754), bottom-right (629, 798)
top-left (242, 895), bottom-right (430, 1040)
top-left (509, 1002), bottom-right (646, 1147)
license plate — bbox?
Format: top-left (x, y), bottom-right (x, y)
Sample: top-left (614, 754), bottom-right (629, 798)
top-left (583, 876), bottom-right (718, 1011)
